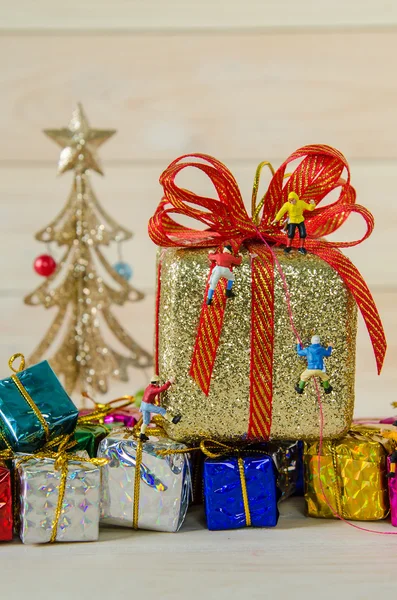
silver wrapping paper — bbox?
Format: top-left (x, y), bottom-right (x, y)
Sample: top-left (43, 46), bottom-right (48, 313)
top-left (98, 430), bottom-right (191, 532)
top-left (265, 441), bottom-right (301, 501)
top-left (16, 454), bottom-right (100, 544)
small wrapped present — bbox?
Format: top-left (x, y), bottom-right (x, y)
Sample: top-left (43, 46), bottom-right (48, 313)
top-left (0, 465), bottom-right (13, 541)
top-left (98, 429), bottom-right (191, 532)
top-left (15, 449), bottom-right (105, 544)
top-left (78, 392), bottom-right (139, 429)
top-left (203, 450), bottom-right (278, 530)
top-left (190, 450), bottom-right (205, 505)
top-left (149, 146), bottom-right (386, 443)
top-left (304, 427), bottom-right (394, 520)
top-left (387, 457), bottom-right (397, 527)
top-left (0, 354), bottom-right (78, 453)
top-left (265, 440), bottom-right (303, 501)
top-left (72, 423), bottom-right (111, 458)
top-left (103, 411), bottom-right (138, 428)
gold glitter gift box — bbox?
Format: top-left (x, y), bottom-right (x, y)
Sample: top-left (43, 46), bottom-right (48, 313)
top-left (149, 147), bottom-right (386, 444)
top-left (156, 247), bottom-right (356, 443)
top-left (304, 428), bottom-right (394, 520)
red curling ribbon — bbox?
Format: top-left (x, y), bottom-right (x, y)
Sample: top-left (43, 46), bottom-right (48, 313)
top-left (149, 145), bottom-right (386, 440)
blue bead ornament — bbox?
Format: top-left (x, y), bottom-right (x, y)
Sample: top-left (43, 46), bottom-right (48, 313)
top-left (113, 262), bottom-right (133, 281)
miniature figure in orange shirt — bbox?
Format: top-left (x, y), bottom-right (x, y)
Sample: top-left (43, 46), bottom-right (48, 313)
top-left (206, 245), bottom-right (242, 306)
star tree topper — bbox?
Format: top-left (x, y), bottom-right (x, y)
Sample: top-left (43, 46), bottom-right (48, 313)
top-left (44, 103), bottom-right (116, 175)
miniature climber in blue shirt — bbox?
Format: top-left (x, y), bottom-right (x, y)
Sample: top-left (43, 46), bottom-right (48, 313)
top-left (295, 335), bottom-right (333, 394)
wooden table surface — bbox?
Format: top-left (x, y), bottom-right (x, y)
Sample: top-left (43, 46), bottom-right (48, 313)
top-left (1, 498), bottom-right (395, 600)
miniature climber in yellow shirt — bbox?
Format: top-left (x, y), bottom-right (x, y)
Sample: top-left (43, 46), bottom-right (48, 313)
top-left (272, 192), bottom-right (316, 255)
top-left (380, 428), bottom-right (397, 478)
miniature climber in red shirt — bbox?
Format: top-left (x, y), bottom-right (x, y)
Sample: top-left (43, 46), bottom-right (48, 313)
top-left (206, 245), bottom-right (242, 306)
top-left (139, 375), bottom-right (181, 442)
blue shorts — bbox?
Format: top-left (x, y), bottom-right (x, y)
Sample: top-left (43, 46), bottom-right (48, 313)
top-left (140, 401), bottom-right (167, 425)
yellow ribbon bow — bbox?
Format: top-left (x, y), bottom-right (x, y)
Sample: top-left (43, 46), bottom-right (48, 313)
top-left (77, 392), bottom-right (136, 425)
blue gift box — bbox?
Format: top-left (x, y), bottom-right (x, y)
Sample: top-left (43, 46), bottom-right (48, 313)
top-left (203, 454), bottom-right (279, 530)
top-left (0, 358), bottom-right (78, 453)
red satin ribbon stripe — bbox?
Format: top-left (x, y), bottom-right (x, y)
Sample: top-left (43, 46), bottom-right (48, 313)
top-left (189, 272), bottom-right (227, 396)
top-left (150, 145), bottom-right (386, 440)
top-left (246, 243), bottom-right (275, 439)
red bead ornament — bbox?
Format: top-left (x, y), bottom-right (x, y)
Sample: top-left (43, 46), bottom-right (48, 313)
top-left (33, 254), bottom-right (57, 277)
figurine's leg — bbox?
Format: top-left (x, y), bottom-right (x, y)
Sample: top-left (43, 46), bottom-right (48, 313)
top-left (317, 370), bottom-right (333, 394)
top-left (295, 369), bottom-right (312, 394)
top-left (285, 224), bottom-right (296, 253)
top-left (151, 404), bottom-right (182, 426)
top-left (297, 223), bottom-right (307, 255)
top-left (207, 267), bottom-right (220, 306)
top-left (139, 408), bottom-right (151, 442)
top-left (388, 451), bottom-right (397, 478)
top-left (225, 272), bottom-right (236, 299)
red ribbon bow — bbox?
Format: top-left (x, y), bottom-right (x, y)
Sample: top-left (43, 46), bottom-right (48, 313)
top-left (149, 145), bottom-right (386, 440)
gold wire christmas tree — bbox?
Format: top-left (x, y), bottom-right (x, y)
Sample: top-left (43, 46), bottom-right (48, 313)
top-left (24, 104), bottom-right (152, 395)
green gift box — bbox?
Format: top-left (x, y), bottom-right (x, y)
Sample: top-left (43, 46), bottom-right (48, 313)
top-left (0, 354), bottom-right (78, 453)
top-left (72, 423), bottom-right (111, 458)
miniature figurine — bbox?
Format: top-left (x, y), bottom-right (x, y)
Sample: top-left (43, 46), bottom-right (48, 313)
top-left (379, 427), bottom-right (397, 478)
top-left (139, 375), bottom-right (181, 442)
top-left (206, 244), bottom-right (242, 306)
top-left (272, 192), bottom-right (316, 255)
top-left (295, 335), bottom-right (333, 394)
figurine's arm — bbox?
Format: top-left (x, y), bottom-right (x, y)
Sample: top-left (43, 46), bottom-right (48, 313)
top-left (323, 344), bottom-right (333, 357)
top-left (272, 203), bottom-right (288, 224)
top-left (303, 200), bottom-right (316, 212)
top-left (209, 252), bottom-right (221, 264)
top-left (296, 343), bottom-right (307, 357)
top-left (232, 255), bottom-right (243, 266)
top-left (156, 380), bottom-right (174, 394)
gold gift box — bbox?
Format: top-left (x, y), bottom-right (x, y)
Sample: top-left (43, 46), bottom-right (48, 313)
top-left (157, 245), bottom-right (357, 443)
top-left (304, 428), bottom-right (393, 520)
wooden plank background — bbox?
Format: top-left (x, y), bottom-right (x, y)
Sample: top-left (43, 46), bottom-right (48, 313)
top-left (3, 0), bottom-right (397, 30)
top-left (0, 2), bottom-right (396, 415)
top-left (1, 32), bottom-right (397, 162)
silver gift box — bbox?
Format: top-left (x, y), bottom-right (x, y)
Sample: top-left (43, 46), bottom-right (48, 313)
top-left (98, 430), bottom-right (191, 532)
top-left (15, 454), bottom-right (101, 544)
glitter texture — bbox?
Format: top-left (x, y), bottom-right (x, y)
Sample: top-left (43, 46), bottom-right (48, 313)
top-left (98, 430), bottom-right (191, 532)
top-left (157, 246), bottom-right (357, 442)
top-left (16, 455), bottom-right (101, 543)
top-left (304, 430), bottom-right (393, 520)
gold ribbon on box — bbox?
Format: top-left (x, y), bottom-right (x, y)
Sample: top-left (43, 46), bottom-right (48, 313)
top-left (8, 353), bottom-right (50, 442)
top-left (14, 435), bottom-right (108, 543)
top-left (305, 425), bottom-right (396, 520)
top-left (124, 419), bottom-right (196, 530)
top-left (124, 417), bottom-right (270, 530)
top-left (198, 440), bottom-right (254, 527)
top-left (158, 436), bottom-right (266, 528)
